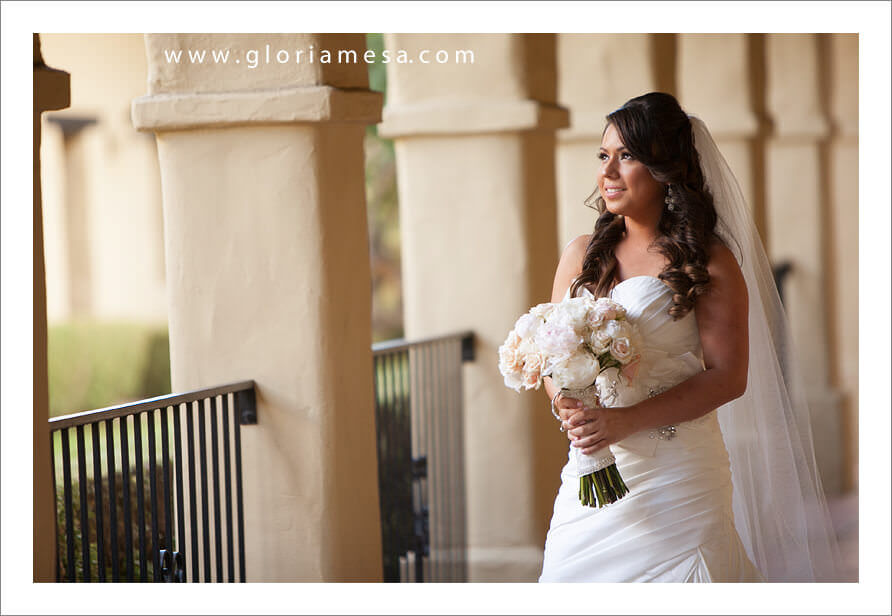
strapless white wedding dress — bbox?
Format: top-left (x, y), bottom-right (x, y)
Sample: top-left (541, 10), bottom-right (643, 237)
top-left (539, 276), bottom-right (763, 583)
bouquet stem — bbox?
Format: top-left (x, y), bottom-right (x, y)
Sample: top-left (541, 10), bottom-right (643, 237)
top-left (578, 463), bottom-right (629, 508)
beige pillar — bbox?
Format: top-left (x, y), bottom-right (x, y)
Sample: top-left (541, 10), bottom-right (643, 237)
top-left (678, 34), bottom-right (767, 240)
top-left (825, 34), bottom-right (858, 491)
top-left (379, 33), bottom-right (569, 581)
top-left (555, 34), bottom-right (660, 252)
top-left (132, 34), bottom-right (383, 581)
top-left (33, 33), bottom-right (70, 582)
top-left (763, 34), bottom-right (843, 494)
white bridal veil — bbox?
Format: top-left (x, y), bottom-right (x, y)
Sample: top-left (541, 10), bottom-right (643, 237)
top-left (690, 115), bottom-right (843, 581)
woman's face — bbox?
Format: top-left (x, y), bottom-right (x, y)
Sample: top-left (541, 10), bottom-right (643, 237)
top-left (597, 123), bottom-right (664, 219)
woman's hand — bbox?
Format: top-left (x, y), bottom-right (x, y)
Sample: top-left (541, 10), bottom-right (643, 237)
top-left (564, 405), bottom-right (639, 455)
top-left (554, 393), bottom-right (586, 429)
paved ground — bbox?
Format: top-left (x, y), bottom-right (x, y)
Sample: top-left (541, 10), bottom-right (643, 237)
top-left (826, 490), bottom-right (859, 582)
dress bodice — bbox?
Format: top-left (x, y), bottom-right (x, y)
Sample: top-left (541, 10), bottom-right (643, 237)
top-left (566, 276), bottom-right (713, 455)
top-left (607, 276), bottom-right (701, 358)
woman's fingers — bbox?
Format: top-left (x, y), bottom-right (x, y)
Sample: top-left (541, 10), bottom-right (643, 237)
top-left (557, 398), bottom-right (584, 422)
top-left (580, 440), bottom-right (608, 455)
top-left (572, 433), bottom-right (602, 450)
top-left (567, 407), bottom-right (599, 427)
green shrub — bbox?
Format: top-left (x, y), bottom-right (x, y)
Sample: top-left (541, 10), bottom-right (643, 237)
top-left (48, 321), bottom-right (171, 417)
top-left (55, 462), bottom-right (172, 582)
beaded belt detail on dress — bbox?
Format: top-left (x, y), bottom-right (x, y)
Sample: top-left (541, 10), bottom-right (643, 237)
top-left (647, 386), bottom-right (677, 440)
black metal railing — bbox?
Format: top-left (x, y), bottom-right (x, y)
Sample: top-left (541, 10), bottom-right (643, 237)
top-left (49, 380), bottom-right (257, 582)
top-left (372, 331), bottom-right (473, 582)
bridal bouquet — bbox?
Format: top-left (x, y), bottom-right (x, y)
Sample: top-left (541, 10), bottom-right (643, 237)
top-left (498, 288), bottom-right (641, 507)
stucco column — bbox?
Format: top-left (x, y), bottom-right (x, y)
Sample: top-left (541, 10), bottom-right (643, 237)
top-left (825, 34), bottom-right (858, 491)
top-left (763, 34), bottom-right (843, 494)
top-left (379, 33), bottom-right (569, 581)
top-left (555, 34), bottom-right (660, 252)
top-left (678, 34), bottom-right (767, 240)
top-left (33, 34), bottom-right (71, 582)
top-left (132, 34), bottom-right (383, 581)
top-left (766, 34), bottom-right (857, 493)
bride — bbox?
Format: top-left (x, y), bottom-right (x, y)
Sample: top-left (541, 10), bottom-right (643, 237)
top-left (538, 92), bottom-right (841, 582)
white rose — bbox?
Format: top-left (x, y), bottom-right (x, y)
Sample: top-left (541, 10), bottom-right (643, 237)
top-left (594, 298), bottom-right (620, 321)
top-left (610, 336), bottom-right (633, 363)
top-left (590, 328), bottom-right (613, 354)
top-left (549, 351), bottom-right (599, 390)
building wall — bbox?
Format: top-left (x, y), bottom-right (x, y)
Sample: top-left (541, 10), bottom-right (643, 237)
top-left (39, 34), bottom-right (165, 324)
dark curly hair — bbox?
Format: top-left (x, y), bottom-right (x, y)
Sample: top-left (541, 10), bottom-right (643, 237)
top-left (569, 92), bottom-right (719, 319)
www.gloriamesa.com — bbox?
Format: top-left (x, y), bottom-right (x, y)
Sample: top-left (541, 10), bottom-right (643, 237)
top-left (164, 45), bottom-right (476, 69)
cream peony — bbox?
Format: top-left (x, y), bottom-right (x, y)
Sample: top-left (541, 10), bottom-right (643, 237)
top-left (513, 312), bottom-right (541, 339)
top-left (521, 352), bottom-right (545, 389)
top-left (534, 320), bottom-right (583, 358)
top-left (549, 352), bottom-right (599, 390)
top-left (498, 331), bottom-right (523, 375)
top-left (529, 302), bottom-right (555, 319)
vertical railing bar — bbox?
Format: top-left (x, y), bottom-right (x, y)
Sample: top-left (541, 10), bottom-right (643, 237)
top-left (186, 400), bottom-right (199, 582)
top-left (133, 413), bottom-right (147, 582)
top-left (210, 396), bottom-right (224, 582)
top-left (433, 340), bottom-right (445, 582)
top-left (441, 340), bottom-right (450, 581)
top-left (91, 422), bottom-right (106, 582)
top-left (386, 352), bottom-right (400, 581)
top-left (50, 431), bottom-right (60, 582)
top-left (60, 428), bottom-right (76, 582)
top-left (410, 346), bottom-right (421, 582)
top-left (160, 406), bottom-right (173, 569)
top-left (147, 408), bottom-right (160, 582)
top-left (119, 416), bottom-right (134, 581)
top-left (221, 395), bottom-right (235, 582)
top-left (234, 391), bottom-right (247, 583)
top-left (372, 354), bottom-right (383, 577)
top-left (452, 339), bottom-right (462, 580)
top-left (172, 403), bottom-right (187, 579)
top-left (434, 340), bottom-right (446, 581)
top-left (399, 348), bottom-right (411, 578)
top-left (454, 339), bottom-right (464, 580)
top-left (425, 343), bottom-right (436, 582)
top-left (419, 344), bottom-right (430, 583)
top-left (457, 340), bottom-right (468, 581)
top-left (379, 351), bottom-right (392, 578)
top-left (449, 339), bottom-right (461, 581)
top-left (105, 418), bottom-right (119, 582)
top-left (75, 424), bottom-right (91, 582)
top-left (385, 351), bottom-right (404, 582)
top-left (197, 398), bottom-right (211, 582)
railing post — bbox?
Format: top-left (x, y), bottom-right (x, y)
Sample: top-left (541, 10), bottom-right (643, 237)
top-left (236, 389), bottom-right (257, 425)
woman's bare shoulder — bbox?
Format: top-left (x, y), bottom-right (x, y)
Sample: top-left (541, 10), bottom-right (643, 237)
top-left (706, 236), bottom-right (746, 294)
top-left (560, 234), bottom-right (592, 269)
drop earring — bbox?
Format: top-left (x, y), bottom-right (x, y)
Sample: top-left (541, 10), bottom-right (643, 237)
top-left (664, 185), bottom-right (677, 211)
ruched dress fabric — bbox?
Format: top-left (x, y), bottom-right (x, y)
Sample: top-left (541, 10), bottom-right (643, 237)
top-left (539, 276), bottom-right (763, 583)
